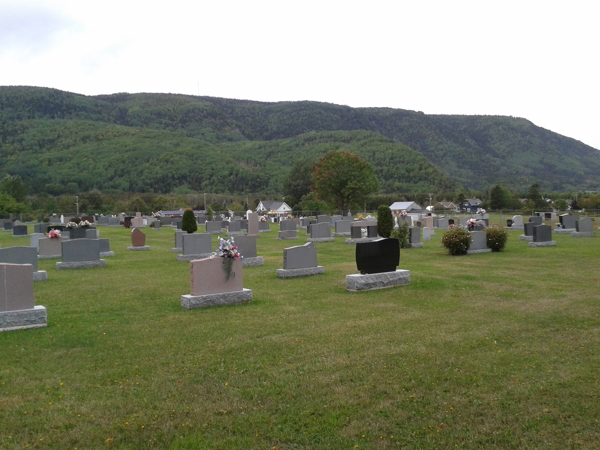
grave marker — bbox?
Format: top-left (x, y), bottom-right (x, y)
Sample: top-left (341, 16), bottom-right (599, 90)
top-left (276, 242), bottom-right (324, 278)
top-left (0, 263), bottom-right (47, 332)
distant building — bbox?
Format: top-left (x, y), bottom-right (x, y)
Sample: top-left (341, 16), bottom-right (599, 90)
top-left (460, 198), bottom-right (483, 213)
top-left (389, 201), bottom-right (422, 213)
top-left (256, 201), bottom-right (292, 217)
top-left (434, 201), bottom-right (458, 211)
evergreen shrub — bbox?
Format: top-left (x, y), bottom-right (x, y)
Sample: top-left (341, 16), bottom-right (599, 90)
top-left (441, 227), bottom-right (471, 255)
top-left (377, 205), bottom-right (393, 238)
top-left (485, 227), bottom-right (508, 251)
top-left (390, 223), bottom-right (410, 249)
top-left (182, 210), bottom-right (198, 234)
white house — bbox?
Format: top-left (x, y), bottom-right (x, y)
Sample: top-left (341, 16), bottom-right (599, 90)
top-left (389, 201), bottom-right (422, 213)
top-left (256, 201), bottom-right (292, 217)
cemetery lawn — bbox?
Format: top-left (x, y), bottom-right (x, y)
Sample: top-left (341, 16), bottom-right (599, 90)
top-left (1, 221), bottom-right (599, 450)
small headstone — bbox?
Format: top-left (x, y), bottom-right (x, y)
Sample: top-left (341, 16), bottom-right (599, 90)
top-left (38, 237), bottom-right (66, 259)
top-left (172, 230), bottom-right (185, 252)
top-left (334, 220), bottom-right (352, 236)
top-left (227, 221), bottom-right (243, 235)
top-left (529, 216), bottom-right (543, 225)
top-left (512, 215), bottom-right (524, 227)
top-left (0, 263), bottom-right (47, 331)
top-left (259, 220), bottom-right (270, 231)
top-left (29, 233), bottom-right (45, 250)
top-left (12, 225), bottom-right (28, 236)
top-left (437, 218), bottom-right (449, 229)
top-left (34, 223), bottom-right (48, 234)
top-left (317, 215), bottom-right (331, 224)
top-left (276, 242), bottom-right (324, 278)
top-left (467, 231), bottom-right (491, 254)
top-left (559, 214), bottom-right (578, 230)
top-left (308, 222), bottom-right (334, 242)
top-left (0, 246), bottom-right (48, 281)
top-left (408, 227), bottom-right (423, 248)
top-left (529, 225), bottom-right (556, 247)
top-left (131, 228), bottom-right (146, 246)
top-left (423, 227), bottom-right (433, 241)
top-left (524, 223), bottom-right (535, 236)
top-left (206, 221), bottom-right (222, 234)
top-left (572, 218), bottom-right (596, 237)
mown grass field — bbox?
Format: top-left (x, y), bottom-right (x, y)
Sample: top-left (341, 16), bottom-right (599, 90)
top-left (1, 217), bottom-right (599, 450)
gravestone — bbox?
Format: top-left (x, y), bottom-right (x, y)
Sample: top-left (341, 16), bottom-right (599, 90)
top-left (240, 219), bottom-right (248, 231)
top-left (131, 213), bottom-right (144, 228)
top-left (276, 242), bottom-right (324, 278)
top-left (558, 214), bottom-right (578, 230)
top-left (0, 247), bottom-right (48, 281)
top-left (227, 221), bottom-right (243, 236)
top-left (176, 233), bottom-right (212, 261)
top-left (82, 215), bottom-right (95, 223)
top-left (333, 220), bottom-right (352, 236)
top-left (520, 222), bottom-right (535, 241)
top-left (346, 238), bottom-right (411, 291)
top-left (572, 217), bottom-right (596, 237)
top-left (529, 225), bottom-right (556, 247)
top-left (259, 220), bottom-right (270, 232)
top-left (206, 221), bottom-right (222, 234)
top-left (317, 215), bottom-right (331, 224)
top-left (278, 230), bottom-right (298, 240)
top-left (231, 235), bottom-right (262, 266)
top-left (196, 215), bottom-right (208, 224)
top-left (34, 223), bottom-right (48, 234)
top-left (396, 217), bottom-right (411, 228)
top-left (153, 220), bottom-right (161, 230)
top-left (85, 228), bottom-right (99, 239)
top-left (57, 239), bottom-right (105, 269)
top-left (300, 218), bottom-right (313, 228)
top-left (0, 263), bottom-right (47, 332)
top-left (29, 233), bottom-right (45, 251)
top-left (247, 213), bottom-right (259, 237)
top-left (180, 257), bottom-right (252, 309)
top-left (408, 227), bottom-right (424, 248)
top-left (38, 237), bottom-right (66, 259)
top-left (280, 220), bottom-right (297, 231)
top-left (467, 231), bottom-right (491, 254)
top-left (97, 216), bottom-right (109, 226)
top-left (346, 221), bottom-right (378, 244)
top-left (437, 218), bottom-right (449, 229)
top-left (529, 216), bottom-right (543, 226)
top-left (423, 216), bottom-right (434, 228)
top-left (128, 228), bottom-right (150, 251)
top-left (107, 217), bottom-right (120, 227)
top-left (512, 215), bottom-right (524, 227)
top-left (308, 222), bottom-right (334, 242)
top-left (331, 215), bottom-right (343, 224)
top-left (172, 230), bottom-right (185, 252)
top-left (12, 225), bottom-right (28, 237)
top-left (99, 238), bottom-right (114, 257)
top-left (423, 227), bottom-right (434, 241)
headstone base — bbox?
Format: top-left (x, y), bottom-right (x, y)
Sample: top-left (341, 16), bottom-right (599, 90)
top-left (344, 237), bottom-right (379, 245)
top-left (520, 235), bottom-right (533, 241)
top-left (0, 305), bottom-right (48, 332)
top-left (346, 269), bottom-right (412, 292)
top-left (207, 230), bottom-right (223, 234)
top-left (554, 228), bottom-right (575, 234)
top-left (56, 260), bottom-right (106, 270)
top-left (128, 246), bottom-right (151, 251)
top-left (504, 226), bottom-right (524, 230)
top-left (528, 241), bottom-right (557, 247)
top-left (276, 237), bottom-right (299, 240)
top-left (38, 254), bottom-right (61, 260)
top-left (176, 253), bottom-right (213, 262)
top-left (33, 271), bottom-right (48, 282)
top-left (259, 229), bottom-right (272, 233)
top-left (276, 266), bottom-right (324, 278)
top-left (242, 256), bottom-right (264, 267)
top-left (571, 232), bottom-right (596, 238)
top-left (100, 251), bottom-right (115, 257)
top-left (333, 232), bottom-right (351, 237)
top-left (171, 247), bottom-right (182, 253)
top-left (307, 237), bottom-right (334, 242)
top-left (12, 234), bottom-right (30, 238)
top-left (466, 248), bottom-right (492, 255)
top-left (228, 231), bottom-right (244, 236)
top-left (180, 288), bottom-right (252, 309)
top-left (408, 243), bottom-right (424, 248)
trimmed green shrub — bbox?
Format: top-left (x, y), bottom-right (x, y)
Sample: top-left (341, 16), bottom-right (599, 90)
top-left (206, 206), bottom-right (214, 220)
top-left (485, 226), bottom-right (508, 251)
top-left (181, 210), bottom-right (198, 234)
top-left (441, 227), bottom-right (471, 255)
top-left (390, 223), bottom-right (410, 249)
top-left (377, 205), bottom-right (393, 238)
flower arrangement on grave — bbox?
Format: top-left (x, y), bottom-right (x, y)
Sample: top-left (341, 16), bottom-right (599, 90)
top-left (355, 214), bottom-right (365, 220)
top-left (79, 220), bottom-right (91, 227)
top-left (214, 237), bottom-right (242, 280)
top-left (66, 221), bottom-right (79, 229)
top-left (399, 210), bottom-right (408, 217)
top-left (259, 215), bottom-right (268, 222)
top-left (476, 208), bottom-right (486, 215)
top-left (152, 211), bottom-right (161, 218)
top-left (47, 229), bottom-right (61, 239)
top-left (467, 218), bottom-right (477, 230)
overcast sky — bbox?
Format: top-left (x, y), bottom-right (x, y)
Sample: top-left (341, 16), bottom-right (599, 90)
top-left (2, 0), bottom-right (599, 150)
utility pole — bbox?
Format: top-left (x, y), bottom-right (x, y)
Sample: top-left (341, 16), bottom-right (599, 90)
top-left (203, 193), bottom-right (206, 211)
top-left (428, 193), bottom-right (433, 208)
top-left (76, 196), bottom-right (80, 216)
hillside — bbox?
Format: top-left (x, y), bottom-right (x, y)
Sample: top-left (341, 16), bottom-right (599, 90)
top-left (1, 86), bottom-right (599, 193)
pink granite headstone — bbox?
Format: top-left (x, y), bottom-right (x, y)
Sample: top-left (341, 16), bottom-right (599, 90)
top-left (131, 228), bottom-right (146, 247)
top-left (0, 263), bottom-right (34, 312)
top-left (189, 257), bottom-right (243, 295)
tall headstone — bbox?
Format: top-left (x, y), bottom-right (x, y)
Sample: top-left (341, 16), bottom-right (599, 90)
top-left (0, 263), bottom-right (47, 331)
top-left (0, 247), bottom-right (48, 281)
top-left (247, 213), bottom-right (259, 237)
top-left (180, 257), bottom-right (252, 309)
top-left (172, 230), bottom-right (185, 252)
top-left (408, 227), bottom-right (423, 248)
top-left (276, 243), bottom-right (324, 278)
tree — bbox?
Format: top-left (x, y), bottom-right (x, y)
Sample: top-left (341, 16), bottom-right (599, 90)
top-left (296, 192), bottom-right (329, 213)
top-left (0, 194), bottom-right (27, 215)
top-left (528, 184), bottom-right (543, 208)
top-left (181, 210), bottom-right (197, 233)
top-left (283, 159), bottom-right (314, 206)
top-left (0, 175), bottom-right (29, 202)
top-left (312, 151), bottom-right (378, 211)
top-left (377, 205), bottom-right (393, 238)
top-left (128, 196), bottom-right (148, 213)
top-left (489, 185), bottom-right (509, 210)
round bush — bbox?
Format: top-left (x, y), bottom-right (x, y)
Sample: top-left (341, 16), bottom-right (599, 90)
top-left (441, 227), bottom-right (471, 255)
top-left (390, 223), bottom-right (410, 249)
top-left (181, 210), bottom-right (198, 234)
top-left (377, 205), bottom-right (393, 238)
top-left (485, 226), bottom-right (508, 252)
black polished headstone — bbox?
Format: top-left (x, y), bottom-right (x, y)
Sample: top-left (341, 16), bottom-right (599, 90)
top-left (12, 225), bottom-right (28, 236)
top-left (524, 222), bottom-right (535, 236)
top-left (356, 238), bottom-right (399, 275)
top-left (533, 225), bottom-right (552, 242)
top-left (507, 219), bottom-right (513, 227)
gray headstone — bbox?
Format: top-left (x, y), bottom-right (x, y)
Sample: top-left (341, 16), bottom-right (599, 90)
top-left (99, 239), bottom-right (111, 253)
top-left (310, 222), bottom-right (331, 239)
top-left (366, 225), bottom-right (378, 238)
top-left (108, 217), bottom-right (120, 226)
top-left (409, 227), bottom-right (420, 244)
top-left (331, 215), bottom-right (342, 223)
top-left (259, 221), bottom-right (270, 231)
top-left (335, 220), bottom-right (351, 234)
top-left (196, 215), bottom-right (208, 224)
top-left (174, 230), bottom-right (185, 248)
top-left (423, 227), bottom-right (433, 241)
top-left (97, 216), bottom-right (109, 225)
top-left (61, 239), bottom-right (101, 262)
top-left (85, 228), bottom-right (99, 239)
top-left (283, 243), bottom-right (317, 269)
top-left (437, 218), bottom-right (449, 229)
top-left (280, 220), bottom-right (297, 231)
top-left (317, 215), bottom-right (331, 224)
top-left (529, 216), bottom-right (543, 225)
top-left (278, 230), bottom-right (297, 239)
top-left (300, 218), bottom-right (313, 227)
top-left (247, 213), bottom-right (259, 236)
top-left (0, 263), bottom-right (35, 312)
top-left (38, 237), bottom-right (66, 258)
top-left (232, 235), bottom-right (257, 258)
top-left (559, 214), bottom-right (578, 229)
top-left (12, 225), bottom-right (28, 236)
top-left (29, 233), bottom-right (45, 250)
top-left (469, 231), bottom-right (488, 250)
top-left (576, 218), bottom-right (593, 233)
top-left (0, 246), bottom-right (38, 272)
top-left (182, 233), bottom-right (212, 256)
top-left (34, 223), bottom-right (48, 234)
top-left (228, 221), bottom-right (242, 233)
top-left (533, 225), bottom-right (552, 242)
top-left (206, 221), bottom-right (222, 233)
top-left (154, 221), bottom-right (161, 229)
top-left (350, 224), bottom-right (362, 238)
top-left (524, 223), bottom-right (535, 236)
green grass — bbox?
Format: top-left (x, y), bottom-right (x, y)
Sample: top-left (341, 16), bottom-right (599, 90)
top-left (1, 220), bottom-right (599, 449)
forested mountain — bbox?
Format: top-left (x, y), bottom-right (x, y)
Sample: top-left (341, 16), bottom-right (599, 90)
top-left (1, 86), bottom-right (599, 194)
